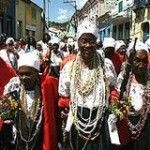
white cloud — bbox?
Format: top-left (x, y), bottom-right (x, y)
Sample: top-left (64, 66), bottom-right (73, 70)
top-left (76, 0), bottom-right (88, 9)
top-left (56, 0), bottom-right (88, 22)
top-left (57, 8), bottom-right (73, 22)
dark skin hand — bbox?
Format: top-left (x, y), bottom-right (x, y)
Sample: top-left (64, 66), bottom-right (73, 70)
top-left (61, 108), bottom-right (69, 119)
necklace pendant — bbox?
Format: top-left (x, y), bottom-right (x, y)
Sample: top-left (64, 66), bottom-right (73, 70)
top-left (132, 130), bottom-right (137, 135)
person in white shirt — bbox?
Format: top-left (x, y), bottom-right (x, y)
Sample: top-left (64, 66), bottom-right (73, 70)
top-left (58, 20), bottom-right (112, 150)
top-left (0, 37), bottom-right (18, 70)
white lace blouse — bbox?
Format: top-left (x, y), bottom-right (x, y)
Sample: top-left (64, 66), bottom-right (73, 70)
top-left (59, 58), bottom-right (117, 109)
top-left (4, 77), bottom-right (35, 112)
top-left (117, 73), bottom-right (145, 112)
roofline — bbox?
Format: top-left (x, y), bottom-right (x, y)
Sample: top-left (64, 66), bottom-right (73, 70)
top-left (22, 0), bottom-right (43, 11)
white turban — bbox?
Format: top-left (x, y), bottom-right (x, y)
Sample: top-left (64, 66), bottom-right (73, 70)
top-left (115, 40), bottom-right (126, 51)
top-left (37, 40), bottom-right (43, 46)
top-left (127, 40), bottom-right (149, 57)
top-left (18, 52), bottom-right (40, 71)
top-left (77, 20), bottom-right (98, 39)
top-left (48, 37), bottom-right (60, 45)
top-left (136, 41), bottom-right (149, 52)
top-left (103, 37), bottom-right (116, 49)
top-left (6, 37), bottom-right (14, 45)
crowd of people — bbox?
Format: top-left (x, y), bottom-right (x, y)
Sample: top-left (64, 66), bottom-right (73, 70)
top-left (0, 20), bottom-right (150, 150)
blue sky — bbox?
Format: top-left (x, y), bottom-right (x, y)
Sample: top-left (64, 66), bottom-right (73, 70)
top-left (31, 0), bottom-right (87, 23)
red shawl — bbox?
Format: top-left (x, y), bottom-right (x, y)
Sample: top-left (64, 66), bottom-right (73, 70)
top-left (41, 67), bottom-right (59, 150)
top-left (0, 57), bottom-right (16, 96)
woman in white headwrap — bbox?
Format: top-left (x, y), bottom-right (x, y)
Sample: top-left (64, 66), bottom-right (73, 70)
top-left (2, 52), bottom-right (59, 150)
top-left (0, 37), bottom-right (18, 70)
top-left (58, 20), bottom-right (113, 150)
top-left (110, 41), bottom-right (150, 149)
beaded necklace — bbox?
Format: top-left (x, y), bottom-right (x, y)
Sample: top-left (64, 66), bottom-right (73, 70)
top-left (76, 55), bottom-right (100, 96)
top-left (70, 52), bottom-right (107, 145)
top-left (127, 71), bottom-right (150, 139)
top-left (6, 50), bottom-right (17, 70)
top-left (19, 85), bottom-right (41, 121)
top-left (18, 84), bottom-right (43, 147)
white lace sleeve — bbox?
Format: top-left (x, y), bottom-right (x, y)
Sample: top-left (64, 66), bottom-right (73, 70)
top-left (116, 71), bottom-right (124, 92)
top-left (4, 77), bottom-right (21, 95)
top-left (58, 61), bottom-right (73, 97)
top-left (105, 58), bottom-right (117, 87)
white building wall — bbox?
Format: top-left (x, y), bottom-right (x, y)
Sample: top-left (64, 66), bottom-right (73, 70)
top-left (104, 0), bottom-right (116, 12)
top-left (77, 0), bottom-right (105, 25)
top-left (110, 0), bottom-right (134, 40)
top-left (111, 0), bottom-right (134, 15)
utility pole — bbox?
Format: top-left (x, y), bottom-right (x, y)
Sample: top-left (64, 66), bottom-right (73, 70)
top-left (43, 0), bottom-right (46, 34)
top-left (63, 0), bottom-right (77, 33)
top-left (47, 0), bottom-right (50, 27)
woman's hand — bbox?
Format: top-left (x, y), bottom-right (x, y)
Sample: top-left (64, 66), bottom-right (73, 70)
top-left (61, 108), bottom-right (69, 119)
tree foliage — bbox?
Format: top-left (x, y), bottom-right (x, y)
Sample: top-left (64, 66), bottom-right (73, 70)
top-left (48, 21), bottom-right (70, 31)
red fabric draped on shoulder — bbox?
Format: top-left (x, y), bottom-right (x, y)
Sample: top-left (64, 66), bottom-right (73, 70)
top-left (0, 57), bottom-right (16, 96)
top-left (41, 69), bottom-right (59, 150)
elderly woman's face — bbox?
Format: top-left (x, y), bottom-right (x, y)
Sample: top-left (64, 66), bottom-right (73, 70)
top-left (14, 41), bottom-right (20, 49)
top-left (104, 47), bottom-right (115, 59)
top-left (36, 44), bottom-right (42, 51)
top-left (18, 66), bottom-right (39, 90)
top-left (7, 41), bottom-right (14, 52)
top-left (44, 34), bottom-right (50, 43)
top-left (52, 43), bottom-right (59, 52)
top-left (78, 33), bottom-right (97, 61)
top-left (117, 45), bottom-right (126, 54)
top-left (132, 50), bottom-right (148, 75)
top-left (29, 37), bottom-right (35, 45)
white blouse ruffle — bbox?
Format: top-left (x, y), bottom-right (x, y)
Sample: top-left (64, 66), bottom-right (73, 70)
top-left (59, 57), bottom-right (117, 108)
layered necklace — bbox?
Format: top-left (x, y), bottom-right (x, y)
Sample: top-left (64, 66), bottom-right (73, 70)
top-left (75, 57), bottom-right (100, 96)
top-left (18, 84), bottom-right (43, 148)
top-left (127, 69), bottom-right (150, 139)
top-left (70, 52), bottom-right (107, 144)
top-left (7, 50), bottom-right (18, 70)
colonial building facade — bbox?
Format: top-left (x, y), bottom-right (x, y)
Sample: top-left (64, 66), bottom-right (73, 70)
top-left (67, 0), bottom-right (150, 42)
top-left (16, 0), bottom-right (43, 41)
top-left (0, 0), bottom-right (16, 38)
top-left (76, 0), bottom-right (105, 26)
top-left (97, 0), bottom-right (133, 41)
top-left (132, 0), bottom-right (150, 42)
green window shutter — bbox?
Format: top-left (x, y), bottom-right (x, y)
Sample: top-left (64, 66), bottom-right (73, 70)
top-left (118, 1), bottom-right (123, 13)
